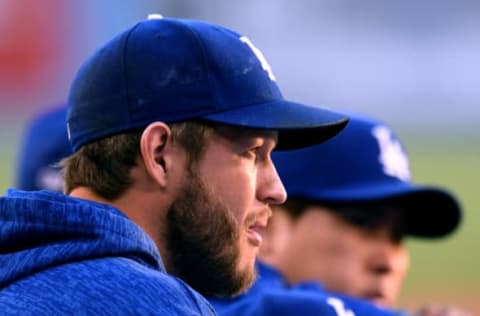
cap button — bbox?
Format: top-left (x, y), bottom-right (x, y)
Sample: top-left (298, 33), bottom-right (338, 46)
top-left (147, 13), bottom-right (163, 20)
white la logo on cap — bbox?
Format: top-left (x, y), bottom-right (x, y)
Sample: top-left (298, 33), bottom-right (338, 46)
top-left (240, 36), bottom-right (276, 81)
top-left (371, 125), bottom-right (411, 181)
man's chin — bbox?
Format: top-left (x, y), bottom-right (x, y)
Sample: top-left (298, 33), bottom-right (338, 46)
top-left (166, 170), bottom-right (257, 297)
top-left (211, 265), bottom-right (257, 298)
top-left (234, 264), bottom-right (258, 295)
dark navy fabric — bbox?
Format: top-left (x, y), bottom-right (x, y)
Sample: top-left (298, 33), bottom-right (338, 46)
top-left (209, 261), bottom-right (409, 316)
top-left (0, 189), bottom-right (216, 315)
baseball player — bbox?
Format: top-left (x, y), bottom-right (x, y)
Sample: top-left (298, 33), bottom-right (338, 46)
top-left (0, 16), bottom-right (349, 314)
top-left (12, 108), bottom-right (419, 316)
top-left (208, 114), bottom-right (469, 316)
top-left (261, 113), bottom-right (461, 308)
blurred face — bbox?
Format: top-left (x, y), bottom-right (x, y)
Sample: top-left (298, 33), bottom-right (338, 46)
top-left (167, 126), bottom-right (286, 297)
top-left (262, 206), bottom-right (410, 307)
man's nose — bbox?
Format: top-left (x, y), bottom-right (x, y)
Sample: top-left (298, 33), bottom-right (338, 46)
top-left (258, 159), bottom-right (287, 205)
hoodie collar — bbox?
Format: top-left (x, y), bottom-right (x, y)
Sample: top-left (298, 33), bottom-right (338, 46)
top-left (0, 189), bottom-right (164, 288)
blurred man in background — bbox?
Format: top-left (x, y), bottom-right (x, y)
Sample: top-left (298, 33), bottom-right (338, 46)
top-left (260, 113), bottom-right (464, 312)
top-left (209, 113), bottom-right (469, 316)
top-left (15, 105), bottom-right (70, 192)
top-left (261, 113), bottom-right (462, 307)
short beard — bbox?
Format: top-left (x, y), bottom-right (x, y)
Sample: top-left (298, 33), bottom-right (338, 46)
top-left (166, 169), bottom-right (256, 297)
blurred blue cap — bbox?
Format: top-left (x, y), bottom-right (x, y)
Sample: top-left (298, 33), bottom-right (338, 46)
top-left (16, 106), bottom-right (71, 192)
top-left (67, 16), bottom-right (348, 152)
top-left (272, 113), bottom-right (461, 237)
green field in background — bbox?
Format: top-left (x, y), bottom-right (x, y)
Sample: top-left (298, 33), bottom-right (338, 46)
top-left (0, 135), bottom-right (478, 310)
top-left (398, 137), bottom-right (479, 309)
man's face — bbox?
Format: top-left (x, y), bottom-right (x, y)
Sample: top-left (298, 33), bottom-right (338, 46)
top-left (167, 126), bottom-right (286, 297)
top-left (263, 206), bottom-right (410, 307)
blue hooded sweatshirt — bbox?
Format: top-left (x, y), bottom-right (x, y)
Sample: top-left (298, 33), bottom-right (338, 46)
top-left (209, 261), bottom-right (409, 316)
top-left (0, 189), bottom-right (216, 315)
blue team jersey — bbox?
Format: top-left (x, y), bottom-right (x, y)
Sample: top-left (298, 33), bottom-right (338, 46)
top-left (209, 261), bottom-right (409, 316)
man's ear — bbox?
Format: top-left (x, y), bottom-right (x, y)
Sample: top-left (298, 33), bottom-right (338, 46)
top-left (140, 122), bottom-right (173, 188)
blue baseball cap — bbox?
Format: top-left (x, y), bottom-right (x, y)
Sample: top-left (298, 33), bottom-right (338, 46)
top-left (272, 113), bottom-right (462, 238)
top-left (16, 105), bottom-right (72, 192)
top-left (67, 16), bottom-right (348, 152)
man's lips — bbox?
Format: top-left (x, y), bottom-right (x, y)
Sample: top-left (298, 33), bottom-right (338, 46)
top-left (245, 208), bottom-right (271, 247)
top-left (247, 224), bottom-right (266, 247)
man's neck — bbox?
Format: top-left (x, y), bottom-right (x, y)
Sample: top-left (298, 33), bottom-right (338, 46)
top-left (69, 186), bottom-right (171, 272)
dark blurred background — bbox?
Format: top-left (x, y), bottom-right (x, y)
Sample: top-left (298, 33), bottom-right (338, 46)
top-left (0, 0), bottom-right (478, 312)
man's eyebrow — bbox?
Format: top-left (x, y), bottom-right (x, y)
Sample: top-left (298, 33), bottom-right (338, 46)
top-left (215, 125), bottom-right (278, 143)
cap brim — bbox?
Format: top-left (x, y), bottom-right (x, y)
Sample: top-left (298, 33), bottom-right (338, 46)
top-left (305, 182), bottom-right (462, 238)
top-left (201, 100), bottom-right (349, 150)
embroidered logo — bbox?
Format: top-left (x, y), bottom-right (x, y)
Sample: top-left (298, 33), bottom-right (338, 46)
top-left (240, 36), bottom-right (276, 81)
top-left (371, 125), bottom-right (411, 181)
top-left (327, 297), bottom-right (355, 316)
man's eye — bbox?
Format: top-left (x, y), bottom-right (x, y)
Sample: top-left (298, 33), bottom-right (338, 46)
top-left (243, 147), bottom-right (260, 160)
